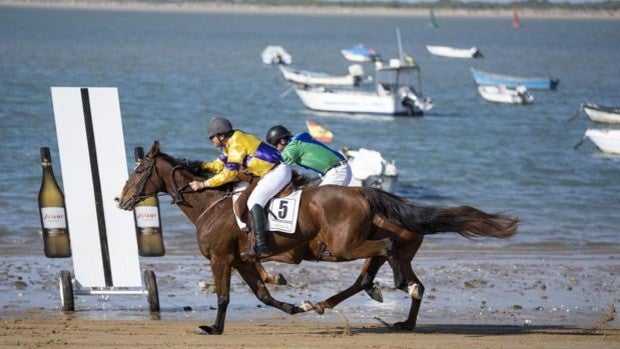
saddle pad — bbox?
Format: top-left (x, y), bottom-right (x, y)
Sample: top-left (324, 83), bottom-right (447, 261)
top-left (232, 183), bottom-right (301, 235)
top-left (265, 190), bottom-right (302, 234)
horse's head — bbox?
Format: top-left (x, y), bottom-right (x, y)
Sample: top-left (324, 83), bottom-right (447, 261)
top-left (116, 141), bottom-right (166, 210)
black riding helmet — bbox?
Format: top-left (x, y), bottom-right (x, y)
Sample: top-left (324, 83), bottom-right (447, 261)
top-left (266, 125), bottom-right (292, 147)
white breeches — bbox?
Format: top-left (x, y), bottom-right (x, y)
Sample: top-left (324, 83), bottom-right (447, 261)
top-left (247, 163), bottom-right (292, 209)
top-left (320, 163), bottom-right (352, 186)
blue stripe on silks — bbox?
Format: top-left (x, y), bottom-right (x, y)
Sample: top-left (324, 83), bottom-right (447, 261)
top-left (253, 142), bottom-right (282, 165)
top-left (225, 162), bottom-right (241, 171)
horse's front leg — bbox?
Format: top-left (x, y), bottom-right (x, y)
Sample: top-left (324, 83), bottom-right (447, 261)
top-left (235, 262), bottom-right (305, 315)
top-left (197, 256), bottom-right (231, 335)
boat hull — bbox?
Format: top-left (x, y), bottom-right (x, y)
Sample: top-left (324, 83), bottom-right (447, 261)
top-left (582, 103), bottom-right (620, 124)
top-left (585, 129), bottom-right (620, 155)
top-left (477, 85), bottom-right (533, 105)
top-left (471, 68), bottom-right (558, 90)
top-left (279, 65), bottom-right (357, 87)
top-left (426, 45), bottom-right (481, 58)
top-left (295, 88), bottom-right (418, 115)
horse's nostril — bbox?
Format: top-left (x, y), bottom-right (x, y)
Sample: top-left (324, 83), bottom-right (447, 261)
top-left (114, 197), bottom-right (120, 203)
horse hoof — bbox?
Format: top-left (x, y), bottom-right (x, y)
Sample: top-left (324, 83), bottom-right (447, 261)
top-left (391, 321), bottom-right (416, 331)
top-left (195, 325), bottom-right (222, 335)
top-left (274, 273), bottom-right (288, 285)
top-left (366, 286), bottom-right (383, 303)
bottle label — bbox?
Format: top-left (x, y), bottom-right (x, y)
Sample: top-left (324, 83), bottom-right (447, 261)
top-left (41, 207), bottom-right (67, 229)
top-left (135, 206), bottom-right (160, 228)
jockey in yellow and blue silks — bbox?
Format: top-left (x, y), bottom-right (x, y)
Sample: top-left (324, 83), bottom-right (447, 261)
top-left (189, 117), bottom-right (291, 258)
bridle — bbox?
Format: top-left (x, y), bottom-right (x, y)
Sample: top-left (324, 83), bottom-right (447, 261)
top-left (128, 155), bottom-right (192, 206)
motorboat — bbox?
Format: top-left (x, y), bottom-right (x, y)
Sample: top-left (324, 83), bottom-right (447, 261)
top-left (293, 58), bottom-right (433, 116)
top-left (261, 45), bottom-right (292, 65)
top-left (426, 45), bottom-right (482, 58)
top-left (477, 85), bottom-right (534, 105)
top-left (584, 129), bottom-right (620, 155)
top-left (278, 64), bottom-right (368, 87)
top-left (471, 68), bottom-right (559, 90)
top-left (341, 44), bottom-right (381, 63)
top-left (581, 103), bottom-right (620, 124)
top-left (343, 147), bottom-right (398, 192)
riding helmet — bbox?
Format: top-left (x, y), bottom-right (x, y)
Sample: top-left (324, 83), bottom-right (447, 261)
top-left (207, 117), bottom-right (233, 139)
top-left (266, 125), bottom-right (292, 146)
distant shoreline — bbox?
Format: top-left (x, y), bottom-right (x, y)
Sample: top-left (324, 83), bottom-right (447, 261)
top-left (1, 0), bottom-right (619, 18)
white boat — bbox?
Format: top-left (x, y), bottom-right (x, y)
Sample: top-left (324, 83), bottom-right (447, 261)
top-left (581, 103), bottom-right (620, 124)
top-left (340, 44), bottom-right (381, 63)
top-left (293, 59), bottom-right (433, 116)
top-left (261, 45), bottom-right (292, 65)
top-left (343, 147), bottom-right (398, 192)
top-left (477, 85), bottom-right (533, 105)
top-left (426, 45), bottom-right (482, 58)
top-left (278, 64), bottom-right (367, 87)
top-left (584, 129), bottom-right (620, 155)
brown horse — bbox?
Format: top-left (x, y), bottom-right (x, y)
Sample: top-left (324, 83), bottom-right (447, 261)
top-left (117, 141), bottom-right (518, 334)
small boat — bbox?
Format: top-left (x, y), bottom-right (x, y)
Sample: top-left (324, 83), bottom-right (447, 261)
top-left (343, 147), bottom-right (398, 192)
top-left (584, 129), bottom-right (620, 155)
top-left (261, 45), bottom-right (292, 65)
top-left (305, 120), bottom-right (333, 143)
top-left (341, 44), bottom-right (381, 63)
top-left (581, 103), bottom-right (620, 124)
top-left (477, 85), bottom-right (534, 105)
top-left (426, 45), bottom-right (483, 59)
top-left (428, 8), bottom-right (439, 29)
top-left (471, 68), bottom-right (559, 90)
top-left (513, 7), bottom-right (521, 29)
top-left (279, 64), bottom-right (367, 87)
top-left (294, 59), bottom-right (433, 116)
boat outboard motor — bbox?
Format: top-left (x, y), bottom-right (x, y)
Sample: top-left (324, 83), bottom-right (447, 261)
top-left (348, 64), bottom-right (365, 86)
top-left (400, 86), bottom-right (433, 115)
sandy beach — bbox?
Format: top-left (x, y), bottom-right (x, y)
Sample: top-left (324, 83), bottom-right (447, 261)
top-left (2, 246), bottom-right (618, 348)
top-left (1, 317), bottom-right (619, 349)
top-left (0, 0), bottom-right (619, 18)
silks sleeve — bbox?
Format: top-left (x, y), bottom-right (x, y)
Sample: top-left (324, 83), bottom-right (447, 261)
top-left (201, 154), bottom-right (226, 173)
top-left (281, 141), bottom-right (301, 166)
top-left (205, 142), bottom-right (246, 187)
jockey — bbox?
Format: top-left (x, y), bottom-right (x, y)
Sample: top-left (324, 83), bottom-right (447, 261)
top-left (190, 117), bottom-right (291, 258)
top-left (266, 125), bottom-right (352, 186)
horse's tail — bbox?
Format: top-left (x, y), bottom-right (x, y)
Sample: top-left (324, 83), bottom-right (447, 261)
top-left (361, 188), bottom-right (518, 239)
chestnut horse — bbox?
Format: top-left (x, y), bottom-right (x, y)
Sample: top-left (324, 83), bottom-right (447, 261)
top-left (117, 141), bottom-right (518, 334)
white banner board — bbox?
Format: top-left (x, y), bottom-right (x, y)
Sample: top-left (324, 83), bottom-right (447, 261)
top-left (51, 87), bottom-right (141, 288)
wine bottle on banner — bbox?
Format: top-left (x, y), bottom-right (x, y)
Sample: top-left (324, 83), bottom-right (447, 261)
top-left (133, 147), bottom-right (165, 257)
top-left (38, 147), bottom-right (71, 258)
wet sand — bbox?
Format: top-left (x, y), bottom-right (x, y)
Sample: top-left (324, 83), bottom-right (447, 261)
top-left (0, 0), bottom-right (618, 18)
top-left (1, 245), bottom-right (618, 348)
top-left (1, 317), bottom-right (619, 349)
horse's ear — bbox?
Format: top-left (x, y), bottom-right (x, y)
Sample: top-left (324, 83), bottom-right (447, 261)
top-left (147, 140), bottom-right (160, 158)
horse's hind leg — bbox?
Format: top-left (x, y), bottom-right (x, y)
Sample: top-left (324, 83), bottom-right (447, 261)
top-left (391, 260), bottom-right (425, 331)
top-left (235, 262), bottom-right (305, 315)
top-left (309, 257), bottom-right (387, 314)
top-left (255, 261), bottom-right (287, 285)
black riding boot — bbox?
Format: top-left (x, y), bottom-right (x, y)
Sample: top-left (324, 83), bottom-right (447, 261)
top-left (250, 204), bottom-right (270, 258)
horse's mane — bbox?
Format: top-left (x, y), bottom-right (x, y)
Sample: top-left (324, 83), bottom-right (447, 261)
top-left (155, 151), bottom-right (233, 193)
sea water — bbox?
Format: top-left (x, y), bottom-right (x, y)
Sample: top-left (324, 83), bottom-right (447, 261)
top-left (0, 5), bottom-right (618, 325)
